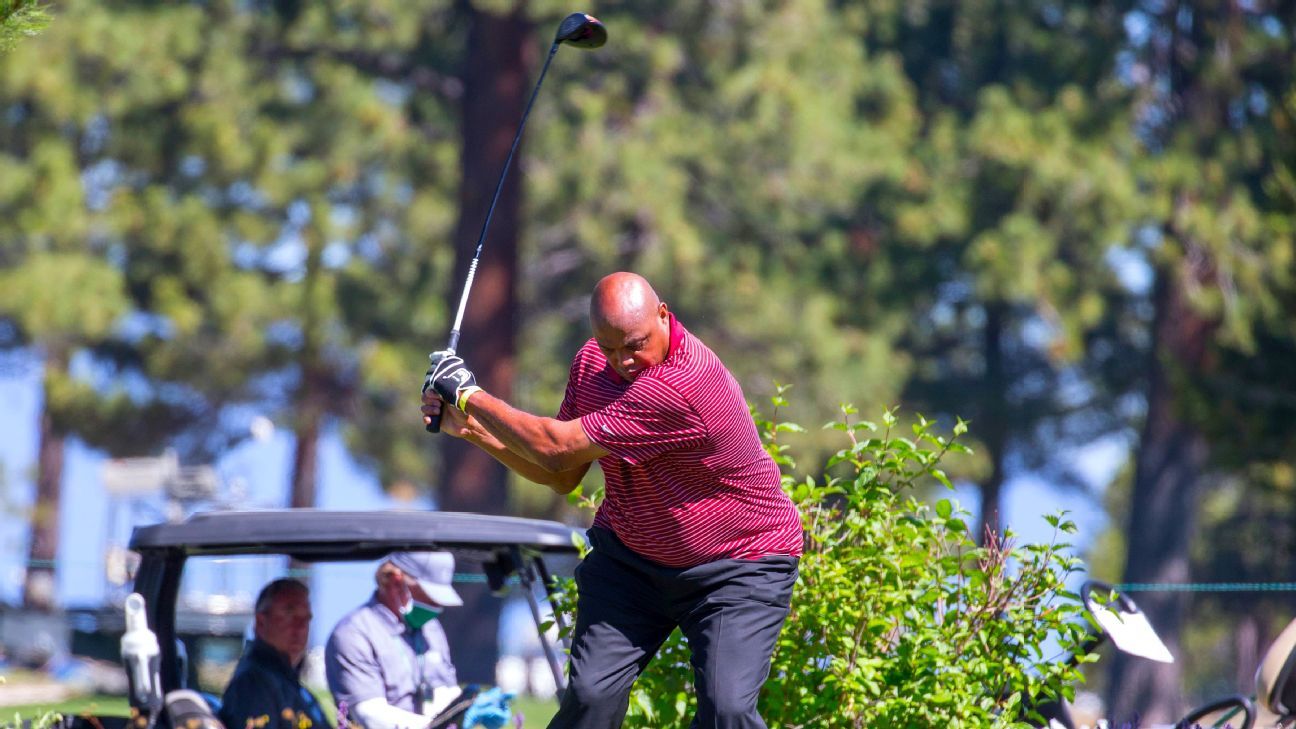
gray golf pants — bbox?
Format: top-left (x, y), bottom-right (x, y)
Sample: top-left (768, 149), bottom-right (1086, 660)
top-left (547, 527), bottom-right (798, 729)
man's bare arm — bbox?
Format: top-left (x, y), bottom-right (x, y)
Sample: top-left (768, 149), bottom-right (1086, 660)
top-left (454, 408), bottom-right (591, 493)
top-left (421, 393), bottom-right (602, 493)
top-left (462, 391), bottom-right (609, 473)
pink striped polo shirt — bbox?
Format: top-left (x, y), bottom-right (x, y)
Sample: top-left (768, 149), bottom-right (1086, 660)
top-left (556, 314), bottom-right (803, 568)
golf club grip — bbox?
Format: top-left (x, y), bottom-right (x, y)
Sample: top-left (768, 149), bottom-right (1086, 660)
top-left (426, 333), bottom-right (461, 434)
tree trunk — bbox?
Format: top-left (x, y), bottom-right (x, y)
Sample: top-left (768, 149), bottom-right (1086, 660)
top-left (289, 402), bottom-right (321, 511)
top-left (1106, 258), bottom-right (1214, 724)
top-left (435, 4), bottom-right (531, 685)
top-left (289, 216), bottom-right (327, 574)
top-left (1234, 613), bottom-right (1261, 693)
top-left (23, 352), bottom-right (67, 611)
top-left (286, 401), bottom-right (321, 577)
top-left (978, 302), bottom-right (1007, 543)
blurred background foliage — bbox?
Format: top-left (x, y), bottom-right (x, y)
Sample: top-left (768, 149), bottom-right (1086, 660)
top-left (2, 0), bottom-right (1296, 721)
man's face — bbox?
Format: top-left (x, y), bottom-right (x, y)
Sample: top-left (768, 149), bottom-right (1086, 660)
top-left (255, 586), bottom-right (312, 666)
top-left (593, 302), bottom-right (670, 382)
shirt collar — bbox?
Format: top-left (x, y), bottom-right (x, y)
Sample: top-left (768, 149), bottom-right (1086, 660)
top-left (666, 312), bottom-right (684, 360)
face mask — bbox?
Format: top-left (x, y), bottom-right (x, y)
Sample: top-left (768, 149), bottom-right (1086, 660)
top-left (401, 597), bottom-right (442, 630)
top-left (403, 601), bottom-right (442, 630)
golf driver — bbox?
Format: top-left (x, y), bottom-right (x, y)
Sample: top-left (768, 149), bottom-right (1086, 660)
top-left (427, 12), bottom-right (607, 433)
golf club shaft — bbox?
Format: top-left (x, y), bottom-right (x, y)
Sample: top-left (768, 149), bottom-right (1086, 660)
top-left (427, 42), bottom-right (562, 433)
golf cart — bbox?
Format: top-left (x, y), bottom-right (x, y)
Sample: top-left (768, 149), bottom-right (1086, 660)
top-left (1173, 614), bottom-right (1296, 729)
top-left (1026, 580), bottom-right (1174, 728)
top-left (64, 509), bottom-right (582, 729)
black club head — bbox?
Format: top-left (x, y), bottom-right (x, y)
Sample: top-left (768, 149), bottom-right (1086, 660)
top-left (555, 12), bottom-right (607, 49)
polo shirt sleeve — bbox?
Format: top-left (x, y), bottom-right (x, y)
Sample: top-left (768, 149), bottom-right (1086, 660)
top-left (556, 351), bottom-right (585, 422)
top-left (325, 621), bottom-right (387, 710)
top-left (580, 376), bottom-right (706, 464)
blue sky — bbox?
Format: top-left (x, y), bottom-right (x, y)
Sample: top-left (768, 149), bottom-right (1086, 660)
top-left (0, 360), bottom-right (1116, 648)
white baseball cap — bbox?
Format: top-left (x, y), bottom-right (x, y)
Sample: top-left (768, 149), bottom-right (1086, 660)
top-left (388, 551), bottom-right (463, 607)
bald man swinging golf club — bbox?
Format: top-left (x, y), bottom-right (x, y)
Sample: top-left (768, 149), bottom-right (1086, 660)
top-left (421, 272), bottom-right (802, 729)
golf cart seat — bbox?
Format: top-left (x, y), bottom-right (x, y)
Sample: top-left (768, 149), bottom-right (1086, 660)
top-left (1255, 615), bottom-right (1296, 717)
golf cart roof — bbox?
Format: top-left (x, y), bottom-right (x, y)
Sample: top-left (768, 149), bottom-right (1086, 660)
top-left (128, 509), bottom-right (582, 561)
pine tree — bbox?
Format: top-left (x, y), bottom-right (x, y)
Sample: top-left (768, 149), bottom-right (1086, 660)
top-left (832, 0), bottom-right (1142, 539)
top-left (0, 0), bottom-right (49, 53)
top-left (0, 0), bottom-right (462, 605)
top-left (1107, 1), bottom-right (1296, 720)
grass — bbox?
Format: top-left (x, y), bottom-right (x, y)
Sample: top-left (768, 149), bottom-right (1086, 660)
top-left (0, 694), bottom-right (130, 720)
top-left (2, 692), bottom-right (557, 728)
top-left (512, 695), bottom-right (559, 727)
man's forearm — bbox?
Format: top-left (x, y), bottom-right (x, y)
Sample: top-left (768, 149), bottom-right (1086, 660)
top-left (463, 391), bottom-right (592, 472)
top-left (462, 418), bottom-right (587, 493)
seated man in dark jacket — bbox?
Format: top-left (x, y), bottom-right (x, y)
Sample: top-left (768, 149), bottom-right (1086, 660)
top-left (219, 578), bottom-right (332, 729)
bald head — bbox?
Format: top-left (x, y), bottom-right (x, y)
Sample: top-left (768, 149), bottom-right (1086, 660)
top-left (591, 272), bottom-right (660, 330)
top-left (589, 272), bottom-right (671, 381)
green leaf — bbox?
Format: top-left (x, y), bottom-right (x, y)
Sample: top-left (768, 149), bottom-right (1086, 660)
top-left (932, 468), bottom-right (953, 490)
top-left (632, 690), bottom-right (656, 720)
top-left (935, 499), bottom-right (952, 519)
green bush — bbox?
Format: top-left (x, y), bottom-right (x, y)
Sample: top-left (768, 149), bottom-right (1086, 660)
top-left (551, 388), bottom-right (1097, 728)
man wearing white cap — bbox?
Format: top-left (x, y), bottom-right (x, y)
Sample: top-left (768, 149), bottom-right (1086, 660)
top-left (324, 552), bottom-right (512, 729)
